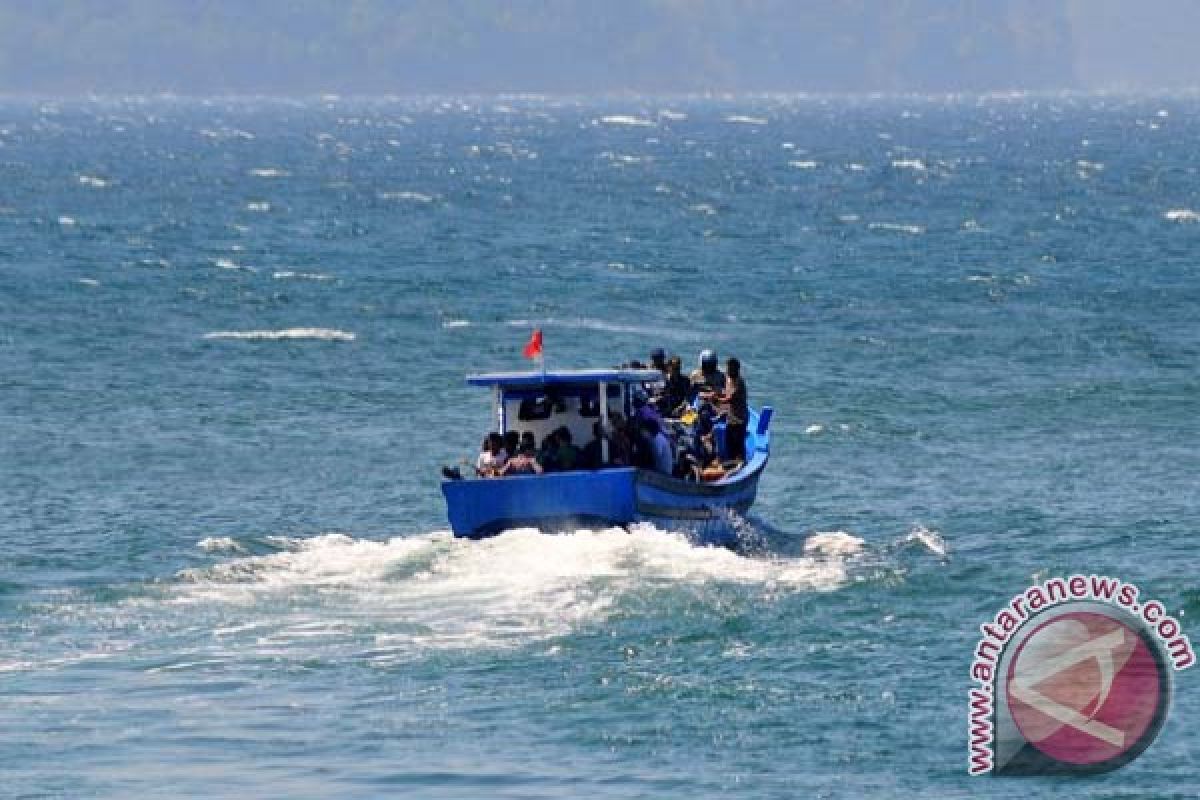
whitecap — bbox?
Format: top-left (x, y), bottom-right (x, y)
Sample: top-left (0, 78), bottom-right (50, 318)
top-left (76, 278), bottom-right (100, 287)
top-left (77, 174), bottom-right (109, 188)
top-left (203, 328), bottom-right (356, 342)
top-left (788, 160), bottom-right (818, 169)
top-left (658, 110), bottom-right (686, 121)
top-left (272, 270), bottom-right (333, 281)
top-left (725, 115), bottom-right (768, 125)
top-left (248, 168), bottom-right (289, 178)
top-left (597, 115), bottom-right (655, 127)
top-left (58, 215), bottom-right (76, 226)
top-left (803, 531), bottom-right (866, 558)
top-left (244, 201), bottom-right (271, 212)
top-left (901, 525), bottom-right (947, 557)
top-left (442, 319), bottom-right (470, 329)
top-left (868, 222), bottom-right (925, 235)
top-left (804, 424), bottom-right (824, 435)
top-left (198, 536), bottom-right (246, 553)
top-left (1164, 209), bottom-right (1200, 222)
top-left (891, 158), bottom-right (926, 171)
top-left (378, 190), bottom-right (433, 203)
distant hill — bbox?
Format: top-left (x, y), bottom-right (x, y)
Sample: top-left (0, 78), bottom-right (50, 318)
top-left (0, 0), bottom-right (1187, 94)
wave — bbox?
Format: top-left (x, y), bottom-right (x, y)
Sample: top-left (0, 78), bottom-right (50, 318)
top-left (596, 115), bottom-right (655, 127)
top-left (725, 115), bottom-right (768, 125)
top-left (163, 527), bottom-right (851, 658)
top-left (203, 328), bottom-right (356, 342)
top-left (272, 270), bottom-right (334, 281)
top-left (1164, 209), bottom-right (1200, 222)
top-left (868, 222), bottom-right (925, 235)
top-left (248, 168), bottom-right (289, 178)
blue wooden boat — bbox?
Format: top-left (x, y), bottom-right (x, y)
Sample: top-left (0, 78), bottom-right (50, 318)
top-left (441, 368), bottom-right (773, 546)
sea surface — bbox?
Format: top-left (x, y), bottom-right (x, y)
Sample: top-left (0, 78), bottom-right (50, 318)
top-left (2, 94), bottom-right (1198, 798)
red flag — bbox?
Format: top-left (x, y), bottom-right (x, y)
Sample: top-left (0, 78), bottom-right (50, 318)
top-left (522, 329), bottom-right (543, 360)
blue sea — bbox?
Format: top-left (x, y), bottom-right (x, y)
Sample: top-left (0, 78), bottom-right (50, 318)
top-left (2, 94), bottom-right (1198, 798)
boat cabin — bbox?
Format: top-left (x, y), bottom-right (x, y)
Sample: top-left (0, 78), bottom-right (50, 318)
top-left (466, 368), bottom-right (664, 462)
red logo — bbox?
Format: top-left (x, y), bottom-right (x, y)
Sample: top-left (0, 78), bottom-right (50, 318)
top-left (1004, 610), bottom-right (1169, 772)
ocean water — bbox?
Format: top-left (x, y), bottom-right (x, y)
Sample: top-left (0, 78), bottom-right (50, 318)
top-left (2, 94), bottom-right (1198, 798)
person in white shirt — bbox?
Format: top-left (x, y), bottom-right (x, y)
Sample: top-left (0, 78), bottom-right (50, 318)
top-left (475, 432), bottom-right (508, 477)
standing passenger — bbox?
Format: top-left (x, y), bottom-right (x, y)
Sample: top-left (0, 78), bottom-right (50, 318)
top-left (717, 357), bottom-right (749, 463)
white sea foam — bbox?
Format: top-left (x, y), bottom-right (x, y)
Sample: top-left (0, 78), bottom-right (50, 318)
top-left (441, 319), bottom-right (471, 329)
top-left (725, 115), bottom-right (768, 125)
top-left (658, 110), bottom-right (687, 121)
top-left (378, 190), bottom-right (433, 203)
top-left (244, 201), bottom-right (271, 212)
top-left (901, 525), bottom-right (947, 557)
top-left (1164, 209), bottom-right (1200, 222)
top-left (788, 160), bottom-right (819, 169)
top-left (77, 174), bottom-right (109, 188)
top-left (597, 115), bottom-right (655, 127)
top-left (248, 168), bottom-right (289, 178)
top-left (804, 424), bottom-right (824, 435)
top-left (58, 215), bottom-right (76, 226)
top-left (203, 328), bottom-right (356, 342)
top-left (868, 222), bottom-right (925, 235)
top-left (272, 270), bottom-right (333, 281)
top-left (168, 527), bottom-right (850, 655)
top-left (891, 158), bottom-right (926, 171)
top-left (197, 536), bottom-right (246, 553)
top-left (76, 278), bottom-right (100, 287)
top-left (803, 531), bottom-right (866, 558)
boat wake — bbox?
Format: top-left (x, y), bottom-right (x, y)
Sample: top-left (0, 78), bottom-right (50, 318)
top-left (3, 525), bottom-right (876, 673)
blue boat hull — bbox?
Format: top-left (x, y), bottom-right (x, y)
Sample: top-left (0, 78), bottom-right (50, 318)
top-left (441, 408), bottom-right (772, 547)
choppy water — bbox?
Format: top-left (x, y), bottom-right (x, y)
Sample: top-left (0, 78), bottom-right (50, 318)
top-left (2, 95), bottom-right (1198, 798)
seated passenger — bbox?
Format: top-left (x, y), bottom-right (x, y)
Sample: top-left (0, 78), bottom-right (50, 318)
top-left (500, 443), bottom-right (544, 476)
top-left (503, 430), bottom-right (520, 460)
top-left (475, 432), bottom-right (508, 478)
top-left (631, 388), bottom-right (662, 427)
top-left (607, 413), bottom-right (631, 466)
top-left (553, 426), bottom-right (581, 471)
top-left (580, 421), bottom-right (606, 470)
top-left (519, 431), bottom-right (537, 455)
top-left (538, 430), bottom-right (560, 472)
top-left (688, 348), bottom-right (727, 401)
top-left (638, 416), bottom-right (674, 475)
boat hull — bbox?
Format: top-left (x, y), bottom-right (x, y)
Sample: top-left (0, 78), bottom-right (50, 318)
top-left (441, 406), bottom-right (772, 547)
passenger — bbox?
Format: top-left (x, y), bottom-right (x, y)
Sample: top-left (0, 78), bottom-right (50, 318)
top-left (538, 430), bottom-right (560, 472)
top-left (716, 357), bottom-right (749, 463)
top-left (607, 412), bottom-right (631, 466)
top-left (500, 442), bottom-right (544, 476)
top-left (503, 430), bottom-right (520, 461)
top-left (660, 355), bottom-right (691, 416)
top-left (631, 387), bottom-right (662, 428)
top-left (580, 421), bottom-right (606, 470)
top-left (689, 349), bottom-right (726, 400)
top-left (553, 426), bottom-right (581, 471)
top-left (519, 431), bottom-right (537, 454)
top-left (638, 416), bottom-right (674, 475)
top-left (649, 347), bottom-right (667, 374)
top-left (475, 432), bottom-right (508, 477)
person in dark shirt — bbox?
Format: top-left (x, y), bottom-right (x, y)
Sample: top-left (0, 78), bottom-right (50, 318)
top-left (688, 349), bottom-right (727, 402)
top-left (660, 355), bottom-right (691, 416)
top-left (553, 426), bottom-right (581, 470)
top-left (503, 430), bottom-right (520, 461)
top-left (718, 357), bottom-right (749, 462)
top-left (538, 430), bottom-right (560, 472)
top-left (580, 421), bottom-right (606, 469)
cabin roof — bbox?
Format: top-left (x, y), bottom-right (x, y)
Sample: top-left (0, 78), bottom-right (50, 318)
top-left (466, 368), bottom-right (663, 389)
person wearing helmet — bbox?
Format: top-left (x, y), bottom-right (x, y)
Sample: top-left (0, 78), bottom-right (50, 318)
top-left (689, 349), bottom-right (726, 399)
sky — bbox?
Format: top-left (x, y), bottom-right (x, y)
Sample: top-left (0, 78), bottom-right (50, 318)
top-left (0, 1), bottom-right (1198, 95)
